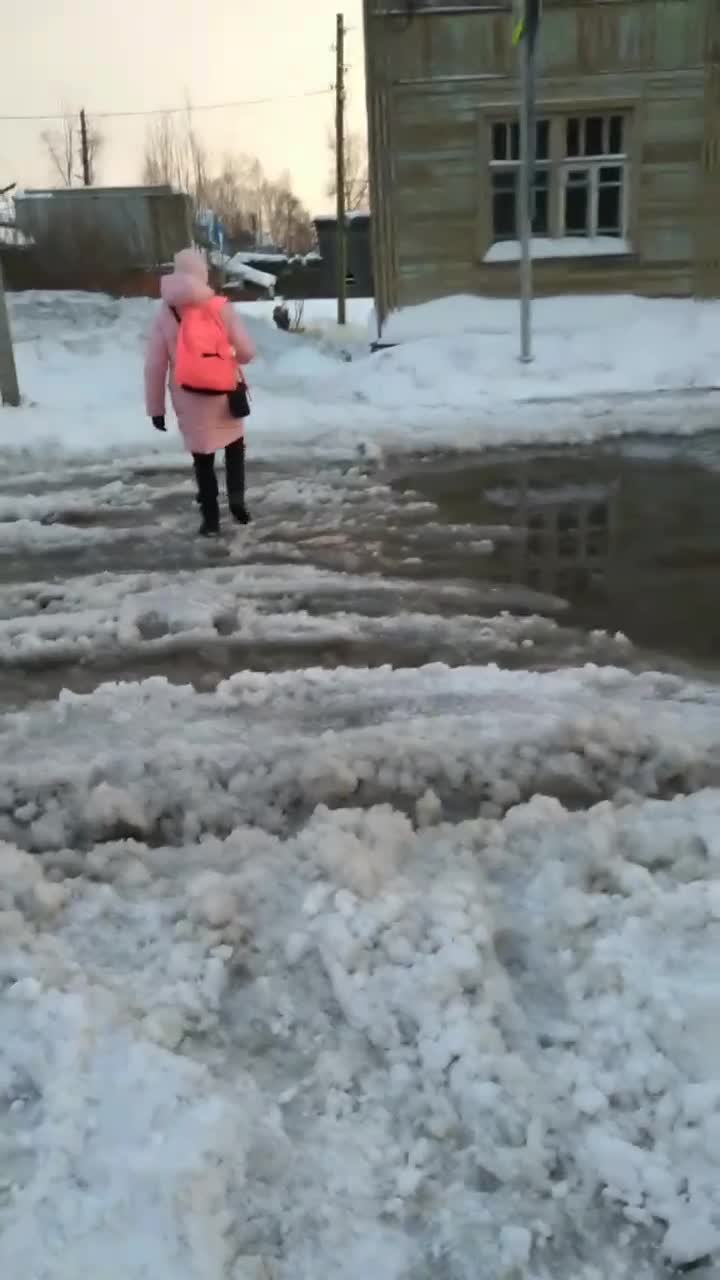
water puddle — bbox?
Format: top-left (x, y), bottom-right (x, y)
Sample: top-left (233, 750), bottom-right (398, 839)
top-left (0, 436), bottom-right (718, 710)
top-left (395, 431), bottom-right (720, 667)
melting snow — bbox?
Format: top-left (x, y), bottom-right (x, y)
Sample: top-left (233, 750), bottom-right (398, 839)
top-left (1, 291), bottom-right (720, 1277)
top-left (0, 662), bottom-right (720, 1276)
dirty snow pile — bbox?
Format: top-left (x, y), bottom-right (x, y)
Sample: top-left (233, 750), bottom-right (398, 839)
top-left (4, 291), bottom-right (720, 461)
top-left (2, 661), bottom-right (720, 1279)
top-left (0, 556), bottom-right (614, 680)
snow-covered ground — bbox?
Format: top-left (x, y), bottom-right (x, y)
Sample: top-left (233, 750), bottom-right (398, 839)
top-left (4, 291), bottom-right (720, 462)
top-left (2, 292), bottom-right (720, 1278)
top-left (4, 658), bottom-right (720, 1279)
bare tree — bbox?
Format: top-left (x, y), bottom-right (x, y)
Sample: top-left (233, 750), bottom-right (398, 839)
top-left (142, 111), bottom-right (208, 212)
top-left (152, 144), bottom-right (314, 254)
top-left (42, 116), bottom-right (75, 187)
top-left (142, 115), bottom-right (175, 187)
top-left (186, 120), bottom-right (208, 211)
top-left (290, 299), bottom-right (305, 332)
top-left (83, 118), bottom-right (104, 186)
top-left (258, 170), bottom-right (314, 254)
top-left (203, 155), bottom-right (263, 243)
top-left (327, 129), bottom-right (369, 213)
top-left (41, 110), bottom-right (103, 187)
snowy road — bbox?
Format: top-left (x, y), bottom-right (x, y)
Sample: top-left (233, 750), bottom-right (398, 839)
top-left (0, 447), bottom-right (643, 709)
top-left (3, 287), bottom-right (720, 1280)
top-left (1, 441), bottom-right (720, 1280)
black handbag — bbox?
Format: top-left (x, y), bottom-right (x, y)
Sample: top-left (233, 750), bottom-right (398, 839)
top-left (228, 382), bottom-right (251, 419)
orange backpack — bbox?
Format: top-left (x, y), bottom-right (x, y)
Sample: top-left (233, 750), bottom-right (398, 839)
top-left (171, 297), bottom-right (237, 395)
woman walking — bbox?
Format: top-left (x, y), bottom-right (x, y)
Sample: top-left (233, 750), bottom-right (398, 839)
top-left (145, 248), bottom-right (256, 537)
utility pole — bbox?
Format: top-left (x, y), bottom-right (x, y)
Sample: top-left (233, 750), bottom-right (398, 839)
top-left (0, 261), bottom-right (20, 407)
top-left (514, 0), bottom-right (540, 363)
top-left (79, 109), bottom-right (91, 186)
top-left (335, 12), bottom-right (347, 326)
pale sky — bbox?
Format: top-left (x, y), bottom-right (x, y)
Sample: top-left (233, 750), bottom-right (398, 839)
top-left (1, 0), bottom-right (366, 215)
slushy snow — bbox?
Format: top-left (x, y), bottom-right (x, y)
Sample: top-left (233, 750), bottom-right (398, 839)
top-left (1, 662), bottom-right (720, 1277)
top-left (2, 290), bottom-right (720, 1278)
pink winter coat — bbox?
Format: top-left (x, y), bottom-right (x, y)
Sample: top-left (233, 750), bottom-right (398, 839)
top-left (144, 250), bottom-right (256, 455)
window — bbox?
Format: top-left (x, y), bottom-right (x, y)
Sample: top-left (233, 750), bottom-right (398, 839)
top-left (561, 114), bottom-right (626, 238)
top-left (488, 111), bottom-right (629, 246)
top-left (490, 118), bottom-right (550, 241)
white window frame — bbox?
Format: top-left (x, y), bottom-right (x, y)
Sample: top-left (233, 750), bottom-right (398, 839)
top-left (487, 111), bottom-right (631, 247)
top-left (560, 164), bottom-right (629, 239)
top-left (560, 114), bottom-right (629, 240)
top-left (489, 119), bottom-right (551, 242)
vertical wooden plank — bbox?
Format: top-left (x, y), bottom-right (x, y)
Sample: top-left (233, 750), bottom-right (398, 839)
top-left (618, 3), bottom-right (655, 71)
top-left (654, 0), bottom-right (704, 70)
top-left (577, 3), bottom-right (619, 73)
top-left (695, 0), bottom-right (720, 296)
top-left (363, 0), bottom-right (399, 330)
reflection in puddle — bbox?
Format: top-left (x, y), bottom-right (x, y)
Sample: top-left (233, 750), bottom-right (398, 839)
top-left (398, 434), bottom-right (720, 664)
top-left (487, 479), bottom-right (618, 601)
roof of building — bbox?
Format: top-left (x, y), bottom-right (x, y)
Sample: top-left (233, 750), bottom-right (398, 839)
top-left (314, 210), bottom-right (370, 226)
top-left (16, 185), bottom-right (177, 201)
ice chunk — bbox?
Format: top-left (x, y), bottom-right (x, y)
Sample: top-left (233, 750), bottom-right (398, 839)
top-left (500, 1225), bottom-right (532, 1267)
top-left (664, 1218), bottom-right (720, 1267)
top-left (232, 1260), bottom-right (278, 1280)
top-left (188, 871), bottom-right (238, 928)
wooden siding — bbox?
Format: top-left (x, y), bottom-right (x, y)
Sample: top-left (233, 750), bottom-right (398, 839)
top-left (364, 0), bottom-right (400, 324)
top-left (371, 3), bottom-right (703, 84)
top-left (695, 0), bottom-right (720, 295)
top-left (364, 0), bottom-right (714, 320)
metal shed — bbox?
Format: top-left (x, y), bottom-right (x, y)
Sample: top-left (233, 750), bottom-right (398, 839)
top-left (14, 185), bottom-right (192, 272)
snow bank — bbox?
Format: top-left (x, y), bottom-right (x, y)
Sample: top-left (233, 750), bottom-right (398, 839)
top-left (0, 660), bottom-right (716, 852)
top-left (3, 291), bottom-right (720, 463)
top-left (2, 660), bottom-right (720, 1277)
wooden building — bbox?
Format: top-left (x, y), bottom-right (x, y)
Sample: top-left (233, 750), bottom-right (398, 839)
top-left (363, 0), bottom-right (720, 332)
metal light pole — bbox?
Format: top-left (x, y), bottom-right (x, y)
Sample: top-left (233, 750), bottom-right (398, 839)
top-left (514, 0), bottom-right (540, 364)
top-left (335, 13), bottom-right (348, 326)
top-left (518, 36), bottom-right (533, 363)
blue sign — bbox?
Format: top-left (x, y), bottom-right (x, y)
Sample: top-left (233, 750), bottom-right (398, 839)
top-left (210, 214), bottom-right (225, 251)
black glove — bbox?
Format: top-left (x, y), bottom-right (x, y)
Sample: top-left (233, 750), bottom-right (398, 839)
top-left (152, 415), bottom-right (166, 432)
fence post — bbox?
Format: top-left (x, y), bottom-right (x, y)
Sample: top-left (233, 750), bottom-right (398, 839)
top-left (0, 260), bottom-right (20, 407)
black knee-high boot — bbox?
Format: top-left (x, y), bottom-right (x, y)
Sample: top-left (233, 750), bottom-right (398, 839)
top-left (192, 452), bottom-right (220, 535)
top-left (225, 438), bottom-right (250, 524)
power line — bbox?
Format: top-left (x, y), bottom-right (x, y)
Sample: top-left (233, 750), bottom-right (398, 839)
top-left (0, 87), bottom-right (333, 124)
